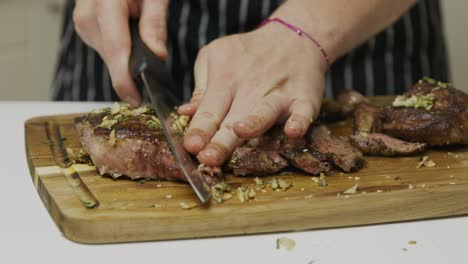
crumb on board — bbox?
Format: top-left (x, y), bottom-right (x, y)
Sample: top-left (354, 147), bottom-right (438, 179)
top-left (270, 178), bottom-right (293, 191)
top-left (180, 201), bottom-right (198, 210)
top-left (237, 186), bottom-right (256, 203)
top-left (343, 184), bottom-right (359, 195)
top-left (311, 173), bottom-right (328, 187)
top-left (165, 194), bottom-right (173, 199)
top-left (276, 237), bottom-right (296, 251)
top-left (376, 190), bottom-right (384, 193)
top-left (417, 156), bottom-right (436, 168)
top-left (408, 184), bottom-right (414, 189)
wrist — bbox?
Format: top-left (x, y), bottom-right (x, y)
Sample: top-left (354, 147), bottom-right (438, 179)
top-left (270, 0), bottom-right (341, 64)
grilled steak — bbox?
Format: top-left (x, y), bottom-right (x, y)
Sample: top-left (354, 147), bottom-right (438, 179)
top-left (279, 130), bottom-right (332, 175)
top-left (76, 104), bottom-right (368, 182)
top-left (353, 103), bottom-right (383, 134)
top-left (226, 129), bottom-right (288, 177)
top-left (309, 125), bottom-right (365, 172)
top-left (348, 133), bottom-right (427, 156)
top-left (320, 90), bottom-right (368, 122)
top-left (75, 104), bottom-right (222, 183)
top-left (382, 78), bottom-right (468, 146)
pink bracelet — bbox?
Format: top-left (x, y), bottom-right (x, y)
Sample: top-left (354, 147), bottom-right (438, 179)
top-left (259, 18), bottom-right (330, 66)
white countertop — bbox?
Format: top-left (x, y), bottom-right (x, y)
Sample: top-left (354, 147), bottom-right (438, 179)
top-left (1, 101), bottom-right (467, 264)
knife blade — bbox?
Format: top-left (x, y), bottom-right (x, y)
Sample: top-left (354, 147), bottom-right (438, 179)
top-left (128, 20), bottom-right (211, 203)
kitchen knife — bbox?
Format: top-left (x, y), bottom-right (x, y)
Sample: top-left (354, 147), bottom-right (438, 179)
top-left (128, 20), bottom-right (211, 203)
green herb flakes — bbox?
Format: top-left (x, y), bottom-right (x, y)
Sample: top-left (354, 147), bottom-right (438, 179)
top-left (276, 237), bottom-right (296, 251)
top-left (392, 93), bottom-right (435, 111)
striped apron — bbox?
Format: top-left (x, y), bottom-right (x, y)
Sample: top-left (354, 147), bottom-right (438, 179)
top-left (52, 0), bottom-right (449, 103)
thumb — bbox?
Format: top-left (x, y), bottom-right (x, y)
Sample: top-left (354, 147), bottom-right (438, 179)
top-left (140, 0), bottom-right (169, 60)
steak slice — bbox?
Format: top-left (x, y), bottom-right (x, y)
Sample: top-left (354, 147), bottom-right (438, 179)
top-left (348, 132), bottom-right (427, 156)
top-left (309, 125), bottom-right (365, 172)
top-left (279, 134), bottom-right (331, 175)
top-left (320, 90), bottom-right (369, 122)
top-left (227, 129), bottom-right (288, 176)
top-left (75, 105), bottom-right (222, 183)
top-left (353, 103), bottom-right (383, 134)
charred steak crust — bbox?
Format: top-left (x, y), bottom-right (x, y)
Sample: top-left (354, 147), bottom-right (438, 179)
top-left (227, 129), bottom-right (288, 176)
top-left (320, 90), bottom-right (369, 122)
top-left (353, 103), bottom-right (384, 134)
top-left (309, 125), bottom-right (365, 172)
top-left (348, 133), bottom-right (427, 156)
top-left (279, 134), bottom-right (331, 175)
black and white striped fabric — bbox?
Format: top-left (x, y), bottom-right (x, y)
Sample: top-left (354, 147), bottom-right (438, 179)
top-left (52, 0), bottom-right (449, 102)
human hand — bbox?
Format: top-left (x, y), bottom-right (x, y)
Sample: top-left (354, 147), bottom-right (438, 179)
top-left (73, 0), bottom-right (169, 106)
top-left (179, 23), bottom-right (328, 167)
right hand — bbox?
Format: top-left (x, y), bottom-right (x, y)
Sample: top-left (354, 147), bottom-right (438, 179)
top-left (73, 0), bottom-right (169, 106)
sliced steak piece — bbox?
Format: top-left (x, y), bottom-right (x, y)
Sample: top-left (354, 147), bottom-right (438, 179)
top-left (75, 106), bottom-right (222, 183)
top-left (227, 129), bottom-right (288, 176)
top-left (320, 90), bottom-right (368, 122)
top-left (348, 133), bottom-right (427, 156)
top-left (353, 103), bottom-right (383, 134)
top-left (309, 125), bottom-right (365, 172)
top-left (279, 134), bottom-right (332, 175)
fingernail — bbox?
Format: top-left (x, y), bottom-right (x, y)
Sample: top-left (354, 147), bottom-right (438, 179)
top-left (287, 120), bottom-right (303, 133)
top-left (238, 120), bottom-right (255, 131)
top-left (189, 135), bottom-right (205, 150)
top-left (200, 148), bottom-right (221, 162)
top-left (125, 96), bottom-right (139, 107)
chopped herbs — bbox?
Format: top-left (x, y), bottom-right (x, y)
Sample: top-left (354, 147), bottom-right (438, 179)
top-left (109, 129), bottom-right (116, 146)
top-left (417, 156), bottom-right (436, 168)
top-left (146, 118), bottom-right (161, 129)
top-left (392, 93), bottom-right (435, 110)
top-left (421, 76), bottom-right (436, 84)
top-left (408, 240), bottom-right (417, 245)
top-left (66, 148), bottom-right (93, 165)
top-left (237, 186), bottom-right (256, 203)
top-left (270, 178), bottom-right (292, 191)
top-left (137, 179), bottom-right (147, 184)
top-left (311, 173), bottom-right (328, 187)
top-left (253, 177), bottom-right (265, 190)
top-left (180, 201), bottom-right (198, 210)
top-left (171, 113), bottom-right (190, 135)
top-left (82, 200), bottom-right (97, 208)
top-left (343, 184), bottom-right (359, 195)
top-left (211, 182), bottom-right (232, 203)
top-left (98, 119), bottom-right (117, 129)
top-left (276, 237), bottom-right (296, 251)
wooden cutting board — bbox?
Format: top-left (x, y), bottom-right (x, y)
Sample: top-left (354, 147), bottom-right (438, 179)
top-left (25, 97), bottom-right (468, 244)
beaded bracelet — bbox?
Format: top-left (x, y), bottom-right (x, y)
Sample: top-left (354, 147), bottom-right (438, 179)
top-left (259, 18), bottom-right (330, 66)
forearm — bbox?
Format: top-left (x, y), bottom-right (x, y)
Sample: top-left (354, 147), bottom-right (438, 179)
top-left (272, 0), bottom-right (416, 63)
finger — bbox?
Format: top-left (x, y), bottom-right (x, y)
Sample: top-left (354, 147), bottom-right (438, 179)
top-left (178, 47), bottom-right (208, 116)
top-left (284, 99), bottom-right (317, 138)
top-left (96, 0), bottom-right (140, 106)
top-left (197, 122), bottom-right (243, 166)
top-left (73, 0), bottom-right (100, 48)
top-left (233, 93), bottom-right (288, 139)
top-left (140, 0), bottom-right (169, 59)
top-left (183, 86), bottom-right (232, 155)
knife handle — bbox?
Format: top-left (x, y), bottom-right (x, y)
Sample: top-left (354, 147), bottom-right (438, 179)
top-left (129, 19), bottom-right (169, 80)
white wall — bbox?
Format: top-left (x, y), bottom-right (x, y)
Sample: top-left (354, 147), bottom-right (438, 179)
top-left (441, 0), bottom-right (468, 91)
top-left (0, 0), bottom-right (466, 100)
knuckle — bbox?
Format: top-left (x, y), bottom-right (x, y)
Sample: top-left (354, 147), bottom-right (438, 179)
top-left (72, 7), bottom-right (93, 31)
top-left (197, 111), bottom-right (220, 124)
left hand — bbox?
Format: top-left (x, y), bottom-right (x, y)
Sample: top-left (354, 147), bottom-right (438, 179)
top-left (178, 22), bottom-right (328, 167)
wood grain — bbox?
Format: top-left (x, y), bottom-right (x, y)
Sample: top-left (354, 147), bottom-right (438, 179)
top-left (25, 97), bottom-right (468, 244)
